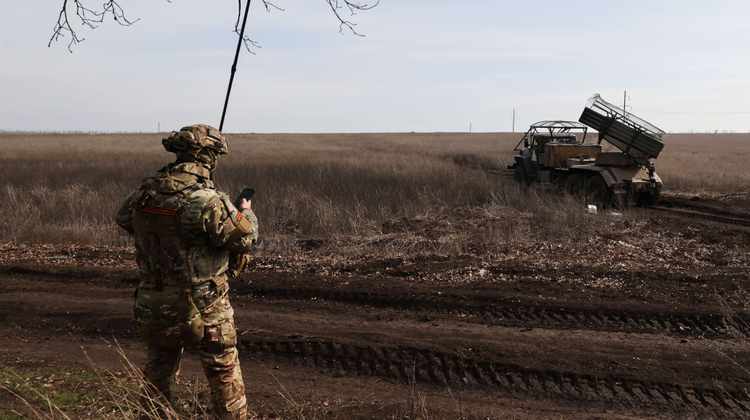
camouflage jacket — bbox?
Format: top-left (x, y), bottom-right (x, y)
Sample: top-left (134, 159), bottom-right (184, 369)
top-left (116, 162), bottom-right (258, 308)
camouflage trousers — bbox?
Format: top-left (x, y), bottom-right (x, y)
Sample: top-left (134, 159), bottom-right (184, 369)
top-left (141, 293), bottom-right (246, 419)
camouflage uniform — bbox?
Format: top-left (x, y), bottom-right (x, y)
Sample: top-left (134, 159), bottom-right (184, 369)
top-left (115, 125), bottom-right (257, 419)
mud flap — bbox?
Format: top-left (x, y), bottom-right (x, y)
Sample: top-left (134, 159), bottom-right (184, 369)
top-left (522, 157), bottom-right (537, 179)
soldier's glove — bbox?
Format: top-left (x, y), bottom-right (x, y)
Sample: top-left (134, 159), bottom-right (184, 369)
top-left (228, 253), bottom-right (250, 278)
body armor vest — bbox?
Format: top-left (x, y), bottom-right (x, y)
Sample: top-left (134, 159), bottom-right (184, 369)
top-left (131, 185), bottom-right (194, 290)
top-left (129, 163), bottom-right (229, 290)
top-left (129, 163), bottom-right (216, 348)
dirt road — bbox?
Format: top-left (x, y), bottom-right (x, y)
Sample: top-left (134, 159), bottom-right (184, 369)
top-left (2, 197), bottom-right (750, 419)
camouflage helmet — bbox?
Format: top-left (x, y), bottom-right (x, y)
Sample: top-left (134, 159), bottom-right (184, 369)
top-left (162, 124), bottom-right (228, 156)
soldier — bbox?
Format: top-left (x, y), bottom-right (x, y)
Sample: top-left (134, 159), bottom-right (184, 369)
top-left (115, 124), bottom-right (257, 419)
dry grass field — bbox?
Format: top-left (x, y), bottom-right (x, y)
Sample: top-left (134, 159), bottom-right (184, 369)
top-left (2, 131), bottom-right (750, 420)
top-left (657, 133), bottom-right (750, 193)
top-left (0, 132), bottom-right (571, 250)
top-left (2, 131), bottom-right (747, 250)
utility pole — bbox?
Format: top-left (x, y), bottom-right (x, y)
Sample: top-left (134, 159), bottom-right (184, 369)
top-left (469, 122), bottom-right (472, 133)
top-left (512, 109), bottom-right (517, 133)
top-left (623, 91), bottom-right (630, 115)
top-left (158, 122), bottom-right (160, 133)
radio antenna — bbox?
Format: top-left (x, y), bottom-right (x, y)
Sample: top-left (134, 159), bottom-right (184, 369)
top-left (220, 0), bottom-right (252, 132)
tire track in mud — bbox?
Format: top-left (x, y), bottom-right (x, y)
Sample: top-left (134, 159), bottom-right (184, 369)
top-left (248, 287), bottom-right (750, 338)
top-left (650, 206), bottom-right (750, 228)
top-left (5, 264), bottom-right (747, 339)
top-left (241, 338), bottom-right (750, 417)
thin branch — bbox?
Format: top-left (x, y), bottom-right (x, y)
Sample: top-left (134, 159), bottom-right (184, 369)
top-left (234, 0), bottom-right (242, 33)
top-left (324, 0), bottom-right (379, 36)
top-left (262, 0), bottom-right (285, 13)
top-left (51, 0), bottom-right (377, 52)
top-left (234, 0), bottom-right (272, 54)
top-left (49, 0), bottom-right (82, 52)
top-left (234, 30), bottom-right (261, 55)
top-left (50, 0), bottom-right (139, 52)
top-left (231, 1), bottom-right (285, 54)
top-left (101, 0), bottom-right (139, 26)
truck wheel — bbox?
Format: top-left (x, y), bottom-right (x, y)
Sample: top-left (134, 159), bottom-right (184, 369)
top-left (637, 185), bottom-right (661, 208)
top-left (585, 175), bottom-right (612, 207)
top-left (566, 174), bottom-right (585, 197)
top-left (514, 165), bottom-right (531, 187)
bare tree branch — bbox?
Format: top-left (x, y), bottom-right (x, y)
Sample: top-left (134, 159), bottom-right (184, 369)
top-left (261, 0), bottom-right (285, 13)
top-left (324, 0), bottom-right (379, 36)
top-left (51, 0), bottom-right (376, 52)
top-left (232, 0), bottom-right (284, 54)
top-left (49, 0), bottom-right (139, 52)
top-left (233, 29), bottom-right (261, 55)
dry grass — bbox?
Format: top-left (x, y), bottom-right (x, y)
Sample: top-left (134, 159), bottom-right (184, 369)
top-left (0, 132), bottom-right (747, 252)
top-left (0, 345), bottom-right (199, 420)
top-left (657, 133), bottom-right (750, 194)
top-left (0, 347), bottom-right (454, 420)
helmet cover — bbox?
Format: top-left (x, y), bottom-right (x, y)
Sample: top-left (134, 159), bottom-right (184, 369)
top-left (162, 124), bottom-right (228, 169)
top-left (163, 124), bottom-right (228, 155)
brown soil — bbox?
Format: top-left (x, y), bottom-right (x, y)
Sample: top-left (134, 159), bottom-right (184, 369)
top-left (2, 194), bottom-right (750, 419)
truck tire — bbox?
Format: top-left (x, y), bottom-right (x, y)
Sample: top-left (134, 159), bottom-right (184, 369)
top-left (585, 175), bottom-right (612, 207)
top-left (637, 185), bottom-right (661, 208)
top-left (565, 174), bottom-right (585, 197)
top-left (514, 165), bottom-right (531, 187)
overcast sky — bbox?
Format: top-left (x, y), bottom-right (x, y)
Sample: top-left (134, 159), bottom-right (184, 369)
top-left (2, 0), bottom-right (749, 133)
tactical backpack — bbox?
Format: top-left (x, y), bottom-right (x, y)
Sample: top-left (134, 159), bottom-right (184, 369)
top-left (130, 172), bottom-right (206, 348)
